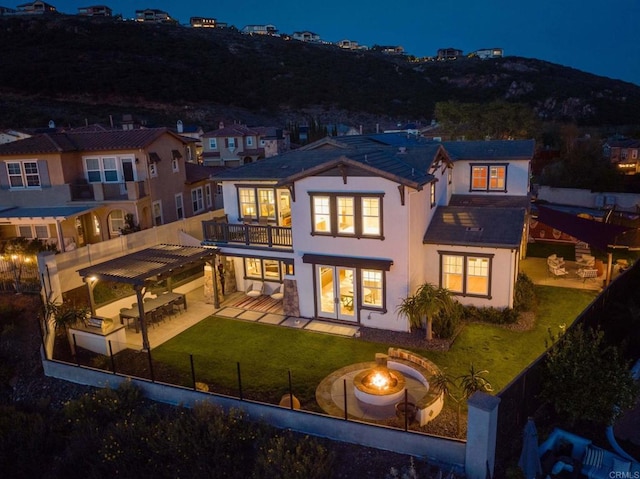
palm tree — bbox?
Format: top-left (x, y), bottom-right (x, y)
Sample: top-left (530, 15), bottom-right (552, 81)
top-left (397, 283), bottom-right (457, 340)
top-left (415, 283), bottom-right (456, 340)
top-left (458, 363), bottom-right (494, 399)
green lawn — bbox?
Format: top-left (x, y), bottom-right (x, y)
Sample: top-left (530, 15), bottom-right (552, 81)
top-left (152, 285), bottom-right (597, 409)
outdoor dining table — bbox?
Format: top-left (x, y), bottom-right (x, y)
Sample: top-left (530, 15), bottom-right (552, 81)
top-left (119, 292), bottom-right (187, 333)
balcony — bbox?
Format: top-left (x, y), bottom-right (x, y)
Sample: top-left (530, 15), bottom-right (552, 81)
top-left (70, 181), bottom-right (148, 202)
top-left (202, 221), bottom-right (292, 248)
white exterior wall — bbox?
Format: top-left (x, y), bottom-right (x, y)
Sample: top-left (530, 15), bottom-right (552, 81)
top-left (451, 159), bottom-right (530, 196)
top-left (536, 186), bottom-right (640, 212)
top-left (423, 244), bottom-right (517, 309)
top-left (291, 176), bottom-right (411, 331)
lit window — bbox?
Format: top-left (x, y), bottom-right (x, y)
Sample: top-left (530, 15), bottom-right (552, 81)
top-left (244, 257), bottom-right (286, 281)
top-left (362, 269), bottom-right (383, 307)
top-left (430, 182), bottom-right (436, 207)
top-left (263, 259), bottom-right (280, 279)
top-left (337, 197), bottom-right (355, 234)
top-left (258, 188), bottom-right (275, 220)
top-left (489, 166), bottom-right (505, 190)
top-left (441, 253), bottom-right (491, 297)
top-left (471, 166), bottom-right (487, 190)
top-left (239, 187), bottom-right (256, 218)
top-left (313, 196), bottom-right (331, 233)
top-left (361, 197), bottom-right (380, 236)
top-left (471, 164), bottom-right (507, 192)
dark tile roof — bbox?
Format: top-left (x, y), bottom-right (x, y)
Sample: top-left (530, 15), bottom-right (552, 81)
top-left (202, 125), bottom-right (258, 138)
top-left (213, 145), bottom-right (444, 189)
top-left (184, 162), bottom-right (227, 184)
top-left (441, 139), bottom-right (535, 161)
top-left (0, 128), bottom-right (178, 156)
top-left (423, 206), bottom-right (526, 248)
top-left (448, 194), bottom-right (530, 209)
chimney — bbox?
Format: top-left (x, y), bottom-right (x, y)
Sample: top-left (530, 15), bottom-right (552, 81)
top-left (359, 125), bottom-right (363, 135)
top-left (219, 121), bottom-right (224, 129)
top-left (177, 120), bottom-right (184, 133)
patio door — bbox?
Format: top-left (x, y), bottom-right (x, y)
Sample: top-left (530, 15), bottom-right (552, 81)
top-left (316, 265), bottom-right (356, 322)
top-left (120, 158), bottom-right (135, 195)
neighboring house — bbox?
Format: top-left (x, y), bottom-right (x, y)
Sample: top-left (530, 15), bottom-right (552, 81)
top-left (292, 31), bottom-right (320, 42)
top-left (77, 5), bottom-right (112, 16)
top-left (605, 139), bottom-right (640, 175)
top-left (15, 1), bottom-right (56, 14)
top-left (437, 47), bottom-right (463, 60)
top-left (201, 123), bottom-right (290, 167)
top-left (336, 39), bottom-right (366, 50)
top-left (174, 120), bottom-right (204, 163)
top-left (373, 45), bottom-right (404, 55)
top-left (0, 6), bottom-right (17, 15)
top-left (190, 17), bottom-right (226, 28)
top-left (0, 128), bottom-right (217, 251)
top-left (472, 48), bottom-right (504, 59)
top-left (135, 8), bottom-right (175, 24)
top-left (202, 133), bottom-right (534, 332)
top-left (241, 24), bottom-right (277, 35)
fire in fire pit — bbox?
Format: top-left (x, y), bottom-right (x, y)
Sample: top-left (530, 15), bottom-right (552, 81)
top-left (353, 354), bottom-right (406, 406)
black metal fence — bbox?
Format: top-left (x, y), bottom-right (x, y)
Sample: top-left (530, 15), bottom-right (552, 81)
top-left (495, 261), bottom-right (640, 468)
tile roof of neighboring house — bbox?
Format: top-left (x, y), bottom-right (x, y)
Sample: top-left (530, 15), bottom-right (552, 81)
top-left (203, 125), bottom-right (258, 138)
top-left (184, 162), bottom-right (227, 184)
top-left (607, 139), bottom-right (640, 148)
top-left (0, 128), bottom-right (182, 155)
top-left (240, 148), bottom-right (266, 157)
top-left (423, 206), bottom-right (526, 248)
top-left (213, 145), bottom-right (446, 190)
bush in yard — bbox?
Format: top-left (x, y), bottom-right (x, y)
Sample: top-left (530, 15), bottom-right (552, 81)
top-left (433, 301), bottom-right (464, 339)
top-left (542, 324), bottom-right (639, 425)
top-left (514, 273), bottom-right (537, 313)
top-left (463, 305), bottom-right (518, 324)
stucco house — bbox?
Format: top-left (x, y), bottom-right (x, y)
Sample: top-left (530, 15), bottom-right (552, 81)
top-left (201, 123), bottom-right (290, 167)
top-left (292, 31), bottom-right (321, 42)
top-left (202, 134), bottom-right (534, 332)
top-left (605, 138), bottom-right (640, 175)
top-left (15, 1), bottom-right (56, 14)
top-left (77, 5), bottom-right (112, 16)
top-left (0, 128), bottom-right (218, 251)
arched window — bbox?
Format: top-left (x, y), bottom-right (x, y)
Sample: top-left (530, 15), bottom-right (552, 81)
top-left (108, 209), bottom-right (125, 236)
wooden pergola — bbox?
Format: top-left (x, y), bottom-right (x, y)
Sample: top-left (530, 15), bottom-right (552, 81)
top-left (77, 244), bottom-right (218, 350)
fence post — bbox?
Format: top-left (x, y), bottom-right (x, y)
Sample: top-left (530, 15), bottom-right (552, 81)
top-left (72, 334), bottom-right (79, 366)
top-left (288, 369), bottom-right (294, 410)
top-left (343, 379), bottom-right (348, 420)
top-left (237, 362), bottom-right (243, 400)
top-left (190, 354), bottom-right (196, 390)
top-left (465, 392), bottom-right (501, 479)
top-left (108, 340), bottom-right (116, 374)
top-left (147, 349), bottom-right (155, 382)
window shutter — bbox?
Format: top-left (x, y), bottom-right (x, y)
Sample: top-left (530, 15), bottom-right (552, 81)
top-left (37, 160), bottom-right (51, 187)
top-left (0, 161), bottom-right (9, 189)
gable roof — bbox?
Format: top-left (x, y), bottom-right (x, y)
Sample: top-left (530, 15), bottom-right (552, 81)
top-left (423, 206), bottom-right (526, 248)
top-left (0, 128), bottom-right (183, 156)
top-left (213, 144), bottom-right (447, 190)
top-left (184, 162), bottom-right (227, 184)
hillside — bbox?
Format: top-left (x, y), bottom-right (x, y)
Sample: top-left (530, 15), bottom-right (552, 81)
top-left (1, 15), bottom-right (639, 130)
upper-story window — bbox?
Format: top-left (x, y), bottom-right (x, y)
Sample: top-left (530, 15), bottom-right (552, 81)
top-left (226, 138), bottom-right (236, 149)
top-left (236, 186), bottom-right (290, 224)
top-left (470, 164), bottom-right (507, 192)
top-left (430, 182), bottom-right (436, 208)
top-left (310, 192), bottom-right (383, 239)
top-left (6, 161), bottom-right (40, 188)
top-left (192, 187), bottom-right (204, 213)
top-left (246, 136), bottom-right (253, 147)
top-left (85, 157), bottom-right (118, 183)
top-left (208, 138), bottom-right (217, 150)
top-left (172, 158), bottom-right (179, 173)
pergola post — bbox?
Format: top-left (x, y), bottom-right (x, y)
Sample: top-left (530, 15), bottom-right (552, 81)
top-left (135, 285), bottom-right (150, 350)
top-left (84, 276), bottom-right (98, 315)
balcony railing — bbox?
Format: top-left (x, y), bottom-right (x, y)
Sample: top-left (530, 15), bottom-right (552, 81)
top-left (69, 181), bottom-right (148, 201)
top-left (202, 221), bottom-right (292, 248)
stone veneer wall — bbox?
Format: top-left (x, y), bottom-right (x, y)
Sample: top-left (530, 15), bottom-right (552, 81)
top-left (282, 279), bottom-right (299, 317)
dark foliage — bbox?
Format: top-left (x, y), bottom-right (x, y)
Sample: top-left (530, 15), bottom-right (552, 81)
top-left (0, 15), bottom-right (639, 129)
top-left (513, 273), bottom-right (537, 313)
top-left (463, 305), bottom-right (519, 325)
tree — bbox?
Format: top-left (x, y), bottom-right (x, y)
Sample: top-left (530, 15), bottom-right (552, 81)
top-left (0, 237), bottom-right (56, 293)
top-left (396, 283), bottom-right (457, 340)
top-left (542, 324), bottom-right (639, 425)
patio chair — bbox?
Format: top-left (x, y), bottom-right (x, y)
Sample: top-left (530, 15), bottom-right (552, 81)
top-left (246, 281), bottom-right (264, 298)
top-left (576, 254), bottom-right (595, 268)
top-left (549, 264), bottom-right (569, 278)
top-left (270, 284), bottom-right (284, 301)
top-left (547, 254), bottom-right (565, 269)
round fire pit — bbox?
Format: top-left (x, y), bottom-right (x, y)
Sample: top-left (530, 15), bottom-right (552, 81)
top-left (353, 364), bottom-right (406, 407)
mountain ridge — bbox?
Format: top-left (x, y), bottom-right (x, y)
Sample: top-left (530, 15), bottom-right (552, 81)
top-left (1, 15), bottom-right (639, 130)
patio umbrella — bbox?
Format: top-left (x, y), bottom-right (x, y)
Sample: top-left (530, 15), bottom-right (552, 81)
top-left (518, 417), bottom-right (542, 479)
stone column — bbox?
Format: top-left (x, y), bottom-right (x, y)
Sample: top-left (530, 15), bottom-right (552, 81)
top-left (465, 392), bottom-right (501, 479)
top-left (203, 264), bottom-right (214, 304)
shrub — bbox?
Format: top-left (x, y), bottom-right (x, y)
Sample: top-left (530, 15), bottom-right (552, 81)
top-left (463, 305), bottom-right (519, 324)
top-left (514, 273), bottom-right (537, 313)
top-left (433, 302), bottom-right (464, 339)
